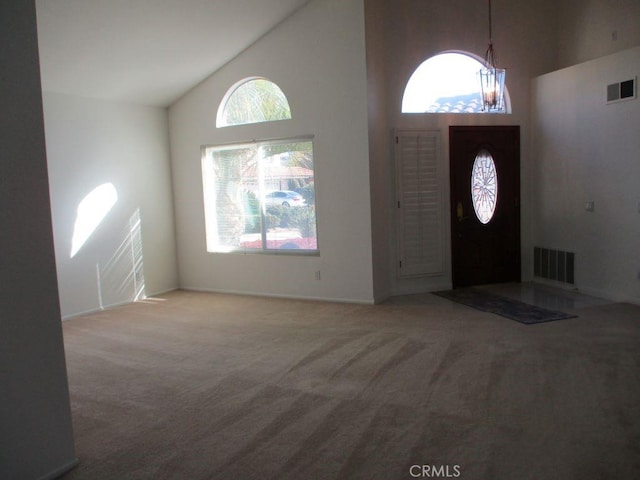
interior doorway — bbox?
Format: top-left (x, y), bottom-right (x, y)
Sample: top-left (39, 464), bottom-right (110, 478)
top-left (449, 126), bottom-right (520, 288)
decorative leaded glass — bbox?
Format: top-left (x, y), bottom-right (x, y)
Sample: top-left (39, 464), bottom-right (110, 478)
top-left (471, 150), bottom-right (498, 224)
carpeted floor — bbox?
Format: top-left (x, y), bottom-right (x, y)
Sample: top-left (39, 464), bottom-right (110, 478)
top-left (59, 287), bottom-right (640, 480)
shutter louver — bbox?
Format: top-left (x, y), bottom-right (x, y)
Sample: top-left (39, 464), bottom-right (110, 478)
top-left (396, 130), bottom-right (443, 277)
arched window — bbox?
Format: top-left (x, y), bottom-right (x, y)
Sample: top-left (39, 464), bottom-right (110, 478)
top-left (206, 78), bottom-right (317, 254)
top-left (217, 77), bottom-right (292, 127)
top-left (402, 52), bottom-right (510, 113)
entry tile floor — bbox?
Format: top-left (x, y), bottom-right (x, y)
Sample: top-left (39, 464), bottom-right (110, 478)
top-left (386, 281), bottom-right (614, 312)
top-left (474, 282), bottom-right (613, 311)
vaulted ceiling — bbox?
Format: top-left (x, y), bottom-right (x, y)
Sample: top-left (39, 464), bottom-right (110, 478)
top-left (36, 0), bottom-right (312, 107)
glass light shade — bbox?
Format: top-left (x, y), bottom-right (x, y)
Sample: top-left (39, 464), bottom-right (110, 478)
top-left (479, 67), bottom-right (506, 112)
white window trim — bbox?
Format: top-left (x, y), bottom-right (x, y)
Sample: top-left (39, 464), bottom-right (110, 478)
top-left (201, 135), bottom-right (319, 256)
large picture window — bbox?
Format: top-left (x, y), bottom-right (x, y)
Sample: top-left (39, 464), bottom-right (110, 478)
top-left (202, 137), bottom-right (317, 254)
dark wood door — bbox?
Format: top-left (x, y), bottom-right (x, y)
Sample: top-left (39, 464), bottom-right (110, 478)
top-left (450, 126), bottom-right (520, 287)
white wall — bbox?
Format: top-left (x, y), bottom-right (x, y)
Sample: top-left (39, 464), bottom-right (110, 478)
top-left (365, 0), bottom-right (559, 296)
top-left (531, 46), bottom-right (640, 304)
top-left (0, 1), bottom-right (77, 478)
top-left (557, 0), bottom-right (640, 69)
top-left (43, 93), bottom-right (178, 318)
top-left (364, 0), bottom-right (393, 301)
top-left (169, 0), bottom-right (375, 303)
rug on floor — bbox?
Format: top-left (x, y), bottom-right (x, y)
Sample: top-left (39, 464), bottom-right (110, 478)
top-left (433, 288), bottom-right (578, 324)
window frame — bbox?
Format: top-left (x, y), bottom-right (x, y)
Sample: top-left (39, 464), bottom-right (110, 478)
top-left (216, 77), bottom-right (292, 128)
top-left (402, 51), bottom-right (511, 114)
top-left (201, 135), bottom-right (319, 256)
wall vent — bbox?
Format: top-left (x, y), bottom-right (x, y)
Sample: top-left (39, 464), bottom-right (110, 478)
top-left (534, 247), bottom-right (575, 284)
top-left (607, 77), bottom-right (637, 103)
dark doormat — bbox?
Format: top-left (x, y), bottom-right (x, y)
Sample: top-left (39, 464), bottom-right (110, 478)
top-left (433, 288), bottom-right (578, 325)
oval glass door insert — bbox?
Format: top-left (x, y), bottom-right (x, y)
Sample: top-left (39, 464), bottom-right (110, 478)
top-left (471, 149), bottom-right (498, 224)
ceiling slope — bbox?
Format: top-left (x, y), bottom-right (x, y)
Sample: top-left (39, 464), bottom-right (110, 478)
top-left (36, 0), bottom-right (311, 107)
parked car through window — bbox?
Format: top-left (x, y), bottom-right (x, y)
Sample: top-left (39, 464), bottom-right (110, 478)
top-left (264, 190), bottom-right (306, 207)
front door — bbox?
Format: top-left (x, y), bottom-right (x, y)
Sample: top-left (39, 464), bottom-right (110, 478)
top-left (449, 126), bottom-right (520, 287)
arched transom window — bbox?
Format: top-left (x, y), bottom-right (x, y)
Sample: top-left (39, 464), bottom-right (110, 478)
top-left (217, 77), bottom-right (292, 127)
top-left (402, 52), bottom-right (510, 114)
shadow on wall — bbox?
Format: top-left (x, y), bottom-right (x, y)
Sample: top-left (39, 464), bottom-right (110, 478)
top-left (69, 183), bottom-right (146, 310)
top-left (97, 209), bottom-right (146, 308)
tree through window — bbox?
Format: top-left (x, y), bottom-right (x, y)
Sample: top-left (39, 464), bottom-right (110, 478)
top-left (202, 137), bottom-right (317, 254)
top-left (217, 77), bottom-right (292, 127)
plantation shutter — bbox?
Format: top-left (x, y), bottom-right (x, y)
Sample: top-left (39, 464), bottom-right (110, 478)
top-left (395, 130), bottom-right (444, 277)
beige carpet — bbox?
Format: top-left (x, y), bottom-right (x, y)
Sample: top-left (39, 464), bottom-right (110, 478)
top-left (59, 289), bottom-right (640, 479)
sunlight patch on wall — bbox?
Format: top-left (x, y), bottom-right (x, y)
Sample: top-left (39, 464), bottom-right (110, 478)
top-left (70, 183), bottom-right (118, 258)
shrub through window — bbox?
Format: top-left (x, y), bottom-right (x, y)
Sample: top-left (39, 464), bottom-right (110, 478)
top-left (201, 137), bottom-right (318, 254)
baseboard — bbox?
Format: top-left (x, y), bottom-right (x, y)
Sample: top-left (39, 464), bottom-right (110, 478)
top-left (390, 282), bottom-right (452, 297)
top-left (372, 289), bottom-right (393, 305)
top-left (147, 286), bottom-right (180, 298)
top-left (572, 285), bottom-right (640, 306)
top-left (532, 278), bottom-right (640, 306)
top-left (61, 287), bottom-right (180, 320)
top-left (531, 277), bottom-right (582, 293)
top-left (61, 298), bottom-right (133, 321)
top-left (62, 306), bottom-right (107, 321)
top-left (37, 458), bottom-right (79, 480)
top-left (180, 286), bottom-right (376, 305)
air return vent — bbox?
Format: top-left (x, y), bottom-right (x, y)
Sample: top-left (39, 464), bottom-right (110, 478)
top-left (607, 77), bottom-right (636, 103)
top-left (534, 247), bottom-right (575, 285)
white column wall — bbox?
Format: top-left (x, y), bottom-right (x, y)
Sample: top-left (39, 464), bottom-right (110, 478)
top-left (531, 46), bottom-right (640, 304)
top-left (0, 1), bottom-right (77, 478)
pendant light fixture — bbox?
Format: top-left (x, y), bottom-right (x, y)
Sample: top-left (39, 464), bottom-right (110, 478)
top-left (479, 0), bottom-right (506, 111)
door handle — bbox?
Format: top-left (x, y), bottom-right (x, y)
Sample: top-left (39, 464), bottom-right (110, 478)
top-left (456, 201), bottom-right (467, 222)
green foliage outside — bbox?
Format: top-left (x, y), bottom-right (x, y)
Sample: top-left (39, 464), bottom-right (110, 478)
top-left (265, 205), bottom-right (316, 238)
top-left (223, 79), bottom-right (291, 126)
top-left (209, 137), bottom-right (316, 247)
top-left (243, 190), bottom-right (261, 233)
top-left (297, 183), bottom-right (315, 205)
